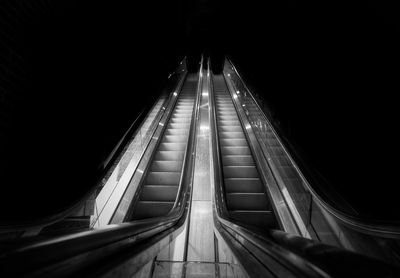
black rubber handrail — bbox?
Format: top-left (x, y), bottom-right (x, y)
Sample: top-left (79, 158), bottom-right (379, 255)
top-left (208, 58), bottom-right (400, 278)
top-left (0, 58), bottom-right (203, 277)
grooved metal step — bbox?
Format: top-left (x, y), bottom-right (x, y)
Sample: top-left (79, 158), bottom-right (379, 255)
top-left (223, 166), bottom-right (259, 178)
top-left (169, 122), bottom-right (191, 128)
top-left (154, 151), bottom-right (185, 161)
top-left (225, 178), bottom-right (264, 193)
top-left (229, 210), bottom-right (276, 229)
top-left (145, 172), bottom-right (181, 185)
top-left (165, 129), bottom-right (190, 135)
top-left (141, 185), bottom-right (178, 201)
top-left (221, 146), bottom-right (251, 155)
top-left (220, 138), bottom-right (247, 146)
top-left (133, 201), bottom-right (174, 219)
top-left (226, 193), bottom-right (269, 210)
top-left (151, 161), bottom-right (183, 172)
top-left (163, 135), bottom-right (188, 143)
top-left (158, 143), bottom-right (186, 151)
top-left (219, 126), bottom-right (243, 132)
top-left (219, 131), bottom-right (245, 139)
top-left (222, 155), bottom-right (255, 166)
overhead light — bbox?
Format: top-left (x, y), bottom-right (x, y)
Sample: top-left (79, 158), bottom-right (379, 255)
top-left (173, 92), bottom-right (177, 96)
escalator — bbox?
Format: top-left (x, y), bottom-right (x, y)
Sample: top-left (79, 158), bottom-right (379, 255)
top-left (213, 75), bottom-right (276, 229)
top-left (132, 75), bottom-right (198, 220)
top-left (0, 57), bottom-right (399, 278)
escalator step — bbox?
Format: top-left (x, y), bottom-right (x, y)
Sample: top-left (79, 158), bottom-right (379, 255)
top-left (222, 155), bottom-right (255, 166)
top-left (158, 143), bottom-right (186, 152)
top-left (150, 161), bottom-right (183, 172)
top-left (218, 126), bottom-right (243, 132)
top-left (163, 135), bottom-right (189, 143)
top-left (145, 172), bottom-right (181, 185)
top-left (133, 201), bottom-right (174, 219)
top-left (226, 193), bottom-right (269, 210)
top-left (154, 151), bottom-right (185, 161)
top-left (220, 138), bottom-right (247, 146)
top-left (219, 131), bottom-right (245, 139)
top-left (223, 166), bottom-right (259, 178)
top-left (168, 123), bottom-right (191, 129)
top-left (141, 185), bottom-right (179, 201)
top-left (170, 118), bottom-right (191, 123)
top-left (225, 178), bottom-right (264, 193)
top-left (219, 120), bottom-right (241, 126)
top-left (229, 210), bottom-right (276, 229)
top-left (165, 129), bottom-right (190, 135)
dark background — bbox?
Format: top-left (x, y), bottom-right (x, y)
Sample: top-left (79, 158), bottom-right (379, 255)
top-left (0, 0), bottom-right (399, 224)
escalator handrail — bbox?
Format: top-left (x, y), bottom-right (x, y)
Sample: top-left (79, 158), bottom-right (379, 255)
top-left (0, 58), bottom-right (202, 277)
top-left (0, 58), bottom-right (188, 233)
top-left (171, 56), bottom-right (204, 212)
top-left (224, 57), bottom-right (400, 238)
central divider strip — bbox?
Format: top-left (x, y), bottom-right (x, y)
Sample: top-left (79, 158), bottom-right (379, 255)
top-left (186, 66), bottom-right (215, 262)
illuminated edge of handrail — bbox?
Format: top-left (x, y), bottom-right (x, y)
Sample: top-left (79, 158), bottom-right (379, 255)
top-left (171, 55), bottom-right (204, 212)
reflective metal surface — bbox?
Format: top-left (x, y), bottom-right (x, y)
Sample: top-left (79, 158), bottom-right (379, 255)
top-left (187, 66), bottom-right (215, 262)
